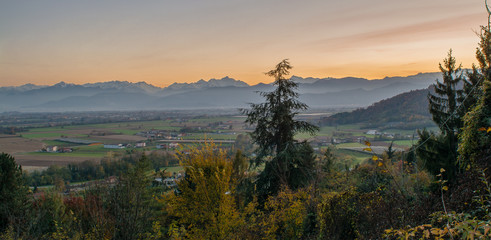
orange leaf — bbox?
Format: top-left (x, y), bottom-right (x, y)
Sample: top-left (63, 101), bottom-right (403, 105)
top-left (364, 141), bottom-right (371, 146)
top-left (377, 161), bottom-right (383, 167)
top-left (363, 148), bottom-right (372, 152)
top-left (440, 168), bottom-right (446, 173)
top-left (478, 127), bottom-right (487, 131)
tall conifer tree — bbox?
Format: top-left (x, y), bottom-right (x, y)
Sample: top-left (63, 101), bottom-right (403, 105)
top-left (428, 49), bottom-right (464, 135)
top-left (418, 50), bottom-right (465, 180)
top-left (242, 59), bottom-right (318, 199)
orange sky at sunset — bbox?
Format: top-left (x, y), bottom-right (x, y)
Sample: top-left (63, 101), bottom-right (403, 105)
top-left (0, 0), bottom-right (487, 87)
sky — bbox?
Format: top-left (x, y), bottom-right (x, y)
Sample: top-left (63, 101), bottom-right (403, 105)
top-left (0, 0), bottom-right (488, 87)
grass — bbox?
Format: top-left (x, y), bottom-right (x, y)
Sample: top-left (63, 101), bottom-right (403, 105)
top-left (26, 127), bottom-right (68, 132)
top-left (26, 144), bottom-right (127, 158)
top-left (387, 140), bottom-right (416, 148)
top-left (182, 133), bottom-right (237, 140)
top-left (335, 148), bottom-right (372, 163)
top-left (335, 142), bottom-right (366, 148)
top-left (65, 120), bottom-right (170, 130)
top-left (188, 117), bottom-right (237, 124)
top-left (113, 129), bottom-right (141, 135)
top-left (22, 132), bottom-right (71, 139)
top-left (41, 140), bottom-right (75, 147)
top-left (336, 124), bottom-right (362, 130)
top-left (27, 151), bottom-right (106, 158)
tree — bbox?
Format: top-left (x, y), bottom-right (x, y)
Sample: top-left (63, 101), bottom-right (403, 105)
top-left (0, 153), bottom-right (29, 235)
top-left (418, 50), bottom-right (466, 180)
top-left (416, 129), bottom-right (458, 180)
top-left (241, 59), bottom-right (319, 199)
top-left (165, 142), bottom-right (242, 239)
top-left (428, 49), bottom-right (464, 135)
top-left (107, 153), bottom-right (157, 240)
top-left (459, 23), bottom-right (491, 168)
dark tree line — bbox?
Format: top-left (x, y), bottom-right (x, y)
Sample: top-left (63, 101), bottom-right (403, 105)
top-left (25, 151), bottom-right (178, 187)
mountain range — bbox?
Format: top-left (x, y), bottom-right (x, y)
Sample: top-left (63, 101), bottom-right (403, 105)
top-left (0, 73), bottom-right (442, 112)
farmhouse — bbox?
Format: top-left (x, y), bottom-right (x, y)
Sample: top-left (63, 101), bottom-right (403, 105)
top-left (46, 146), bottom-right (58, 152)
top-left (169, 142), bottom-right (179, 148)
top-left (135, 142), bottom-right (146, 148)
top-left (366, 130), bottom-right (378, 135)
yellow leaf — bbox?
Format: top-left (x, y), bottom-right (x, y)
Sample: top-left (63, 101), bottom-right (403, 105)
top-left (363, 148), bottom-right (372, 152)
top-left (424, 229), bottom-right (430, 238)
top-left (377, 161), bottom-right (383, 167)
top-left (372, 155), bottom-right (379, 161)
top-left (364, 141), bottom-right (371, 146)
top-left (442, 186), bottom-right (448, 191)
top-left (478, 127), bottom-right (487, 131)
top-left (440, 168), bottom-right (446, 173)
top-left (487, 127), bottom-right (491, 133)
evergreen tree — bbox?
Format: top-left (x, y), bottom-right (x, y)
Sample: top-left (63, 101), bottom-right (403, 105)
top-left (459, 24), bottom-right (491, 168)
top-left (418, 50), bottom-right (467, 180)
top-left (416, 129), bottom-right (458, 180)
top-left (428, 49), bottom-right (464, 135)
top-left (241, 59), bottom-right (319, 199)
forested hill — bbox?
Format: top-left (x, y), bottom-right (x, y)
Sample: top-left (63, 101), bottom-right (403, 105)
top-left (320, 87), bottom-right (434, 128)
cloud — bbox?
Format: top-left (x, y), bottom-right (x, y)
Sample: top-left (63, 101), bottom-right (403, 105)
top-left (311, 12), bottom-right (484, 52)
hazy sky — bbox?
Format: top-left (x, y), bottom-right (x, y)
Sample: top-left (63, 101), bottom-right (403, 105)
top-left (0, 0), bottom-right (487, 87)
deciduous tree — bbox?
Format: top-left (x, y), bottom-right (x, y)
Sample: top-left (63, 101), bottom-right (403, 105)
top-left (166, 143), bottom-right (242, 239)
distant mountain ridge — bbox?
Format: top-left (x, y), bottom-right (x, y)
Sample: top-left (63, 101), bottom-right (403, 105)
top-left (0, 73), bottom-right (442, 112)
top-left (166, 76), bottom-right (249, 90)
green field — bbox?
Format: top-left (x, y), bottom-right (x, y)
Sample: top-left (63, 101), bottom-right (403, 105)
top-left (18, 116), bottom-right (432, 168)
top-left (22, 132), bottom-right (74, 139)
top-left (182, 133), bottom-right (237, 140)
top-left (41, 140), bottom-right (75, 147)
top-left (335, 148), bottom-right (372, 163)
top-left (387, 140), bottom-right (417, 147)
top-left (27, 126), bottom-right (69, 133)
top-left (27, 144), bottom-right (127, 158)
top-left (335, 142), bottom-right (366, 148)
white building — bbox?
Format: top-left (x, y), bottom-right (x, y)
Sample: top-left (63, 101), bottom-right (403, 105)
top-left (104, 144), bottom-right (125, 149)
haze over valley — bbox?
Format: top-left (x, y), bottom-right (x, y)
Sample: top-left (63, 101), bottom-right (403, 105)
top-left (0, 72), bottom-right (441, 112)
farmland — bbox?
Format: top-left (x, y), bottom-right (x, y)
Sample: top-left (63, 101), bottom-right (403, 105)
top-left (0, 111), bottom-right (427, 171)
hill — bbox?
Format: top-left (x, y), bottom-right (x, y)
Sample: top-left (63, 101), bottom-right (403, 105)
top-left (320, 87), bottom-right (435, 129)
